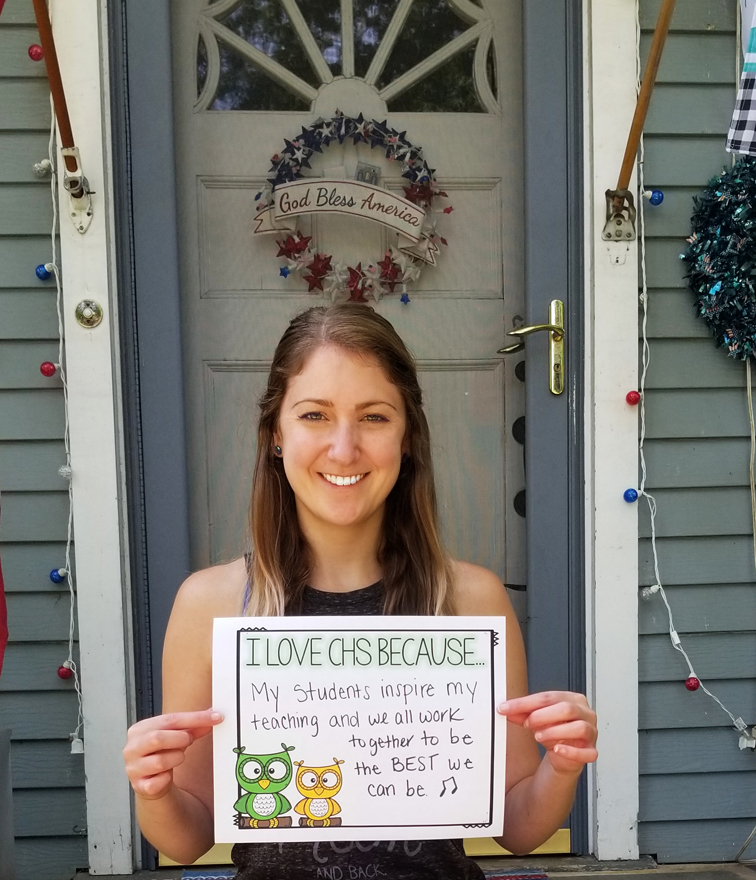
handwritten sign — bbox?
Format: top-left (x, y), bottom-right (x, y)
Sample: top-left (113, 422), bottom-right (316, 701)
top-left (253, 180), bottom-right (425, 243)
top-left (213, 616), bottom-right (506, 843)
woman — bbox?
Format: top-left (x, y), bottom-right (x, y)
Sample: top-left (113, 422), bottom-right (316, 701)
top-left (124, 304), bottom-right (597, 878)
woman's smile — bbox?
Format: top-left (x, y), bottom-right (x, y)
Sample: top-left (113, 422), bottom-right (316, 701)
top-left (320, 472), bottom-right (368, 486)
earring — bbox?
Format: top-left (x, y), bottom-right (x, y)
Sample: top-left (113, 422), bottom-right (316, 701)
top-left (274, 445), bottom-right (282, 457)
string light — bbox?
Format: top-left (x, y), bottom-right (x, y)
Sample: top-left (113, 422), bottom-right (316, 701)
top-left (43, 93), bottom-right (84, 754)
top-left (634, 4), bottom-right (752, 747)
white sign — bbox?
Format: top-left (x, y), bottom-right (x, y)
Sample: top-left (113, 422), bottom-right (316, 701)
top-left (253, 180), bottom-right (426, 243)
top-left (212, 616), bottom-right (506, 843)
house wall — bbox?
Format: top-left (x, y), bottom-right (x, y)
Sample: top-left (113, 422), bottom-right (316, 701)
top-left (0, 2), bottom-right (87, 879)
top-left (637, 0), bottom-right (756, 862)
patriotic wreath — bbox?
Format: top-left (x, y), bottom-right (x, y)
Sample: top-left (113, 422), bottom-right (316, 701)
top-left (254, 112), bottom-right (452, 304)
top-left (682, 156), bottom-right (756, 360)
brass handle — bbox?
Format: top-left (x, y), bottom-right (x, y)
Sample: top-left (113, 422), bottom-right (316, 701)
top-left (497, 340), bottom-right (525, 354)
top-left (507, 323), bottom-right (564, 341)
top-left (498, 300), bottom-right (565, 394)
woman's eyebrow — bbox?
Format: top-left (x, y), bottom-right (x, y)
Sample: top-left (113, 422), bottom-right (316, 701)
top-left (357, 400), bottom-right (398, 412)
top-left (292, 398), bottom-right (333, 407)
top-left (291, 398), bottom-right (397, 412)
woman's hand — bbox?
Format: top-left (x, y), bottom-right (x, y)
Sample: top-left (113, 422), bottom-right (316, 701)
top-left (498, 692), bottom-right (597, 776)
top-left (123, 709), bottom-right (224, 801)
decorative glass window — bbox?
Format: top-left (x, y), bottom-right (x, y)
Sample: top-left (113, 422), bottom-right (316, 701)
top-left (196, 0), bottom-right (498, 113)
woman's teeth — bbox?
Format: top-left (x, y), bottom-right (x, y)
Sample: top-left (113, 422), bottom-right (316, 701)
top-left (322, 473), bottom-right (365, 486)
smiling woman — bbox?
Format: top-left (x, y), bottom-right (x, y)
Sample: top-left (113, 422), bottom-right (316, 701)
top-left (122, 304), bottom-right (598, 877)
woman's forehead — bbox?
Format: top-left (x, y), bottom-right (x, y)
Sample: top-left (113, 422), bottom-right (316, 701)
top-left (285, 345), bottom-right (401, 401)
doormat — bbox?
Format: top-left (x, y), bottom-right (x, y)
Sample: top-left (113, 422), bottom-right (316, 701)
top-left (181, 870), bottom-right (236, 880)
top-left (483, 873), bottom-right (549, 880)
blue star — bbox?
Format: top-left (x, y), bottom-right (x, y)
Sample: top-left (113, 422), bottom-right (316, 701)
top-left (400, 293), bottom-right (410, 305)
top-left (280, 266), bottom-right (290, 278)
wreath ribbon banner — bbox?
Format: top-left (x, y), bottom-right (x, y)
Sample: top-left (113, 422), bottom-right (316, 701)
top-left (254, 179), bottom-right (426, 243)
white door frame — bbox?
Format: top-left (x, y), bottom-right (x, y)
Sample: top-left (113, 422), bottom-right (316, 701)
top-left (51, 0), bottom-right (640, 869)
top-left (50, 0), bottom-right (134, 873)
top-left (584, 0), bottom-right (641, 860)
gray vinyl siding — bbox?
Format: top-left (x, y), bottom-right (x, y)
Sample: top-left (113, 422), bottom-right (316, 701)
top-left (637, 0), bottom-right (756, 863)
top-left (0, 3), bottom-right (87, 878)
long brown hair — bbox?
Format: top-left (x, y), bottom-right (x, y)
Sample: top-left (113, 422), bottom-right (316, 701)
top-left (245, 303), bottom-right (454, 617)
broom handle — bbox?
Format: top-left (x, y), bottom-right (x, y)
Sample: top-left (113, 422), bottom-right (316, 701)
top-left (31, 0), bottom-right (78, 175)
top-left (614, 0), bottom-right (677, 209)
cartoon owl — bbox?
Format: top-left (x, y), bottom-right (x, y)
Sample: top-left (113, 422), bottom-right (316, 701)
top-left (294, 759), bottom-right (345, 826)
top-left (233, 744), bottom-right (295, 828)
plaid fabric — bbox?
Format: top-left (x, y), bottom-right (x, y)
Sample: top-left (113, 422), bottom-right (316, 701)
top-left (728, 4), bottom-right (756, 154)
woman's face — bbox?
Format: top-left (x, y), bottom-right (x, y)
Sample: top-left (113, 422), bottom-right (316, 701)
top-left (275, 345), bottom-right (408, 533)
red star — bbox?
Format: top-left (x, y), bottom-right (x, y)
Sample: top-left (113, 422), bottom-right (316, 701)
top-left (276, 232), bottom-right (312, 259)
top-left (307, 253), bottom-right (333, 278)
top-left (303, 273), bottom-right (325, 292)
top-left (403, 182), bottom-right (434, 208)
top-left (347, 264), bottom-right (368, 302)
top-left (377, 252), bottom-right (401, 292)
top-left (443, 205), bottom-right (454, 214)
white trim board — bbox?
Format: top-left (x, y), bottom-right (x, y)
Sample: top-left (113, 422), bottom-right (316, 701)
top-left (50, 0), bottom-right (134, 873)
top-left (585, 0), bottom-right (640, 860)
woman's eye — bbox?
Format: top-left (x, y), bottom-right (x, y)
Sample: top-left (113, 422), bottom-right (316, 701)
top-left (363, 413), bottom-right (388, 422)
top-left (299, 412), bottom-right (325, 421)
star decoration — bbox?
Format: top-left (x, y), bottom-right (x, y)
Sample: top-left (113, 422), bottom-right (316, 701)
top-left (400, 292), bottom-right (411, 304)
top-left (378, 252), bottom-right (401, 292)
top-left (279, 266), bottom-right (290, 278)
top-left (308, 253), bottom-right (332, 276)
top-left (276, 232), bottom-right (312, 259)
top-left (443, 206), bottom-right (454, 214)
top-left (347, 264), bottom-right (368, 302)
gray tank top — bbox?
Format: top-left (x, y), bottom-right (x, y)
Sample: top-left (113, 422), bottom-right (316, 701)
top-left (231, 581), bottom-right (486, 880)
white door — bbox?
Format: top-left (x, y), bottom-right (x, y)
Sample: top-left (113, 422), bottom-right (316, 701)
top-left (171, 0), bottom-right (525, 597)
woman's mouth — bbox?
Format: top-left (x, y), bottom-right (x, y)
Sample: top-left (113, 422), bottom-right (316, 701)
top-left (321, 473), bottom-right (367, 486)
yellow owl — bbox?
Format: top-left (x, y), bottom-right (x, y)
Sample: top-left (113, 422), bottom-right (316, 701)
top-left (294, 759), bottom-right (345, 826)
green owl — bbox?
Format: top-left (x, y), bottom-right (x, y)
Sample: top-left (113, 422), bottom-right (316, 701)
top-left (233, 743), bottom-right (295, 828)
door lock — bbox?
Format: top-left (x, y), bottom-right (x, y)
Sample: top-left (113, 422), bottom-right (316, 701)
top-left (498, 300), bottom-right (565, 395)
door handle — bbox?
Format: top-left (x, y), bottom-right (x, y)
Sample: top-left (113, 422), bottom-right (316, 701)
top-left (498, 300), bottom-right (565, 395)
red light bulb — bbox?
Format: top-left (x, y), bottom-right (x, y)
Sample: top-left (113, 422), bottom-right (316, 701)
top-left (40, 361), bottom-right (57, 377)
top-left (626, 390), bottom-right (641, 406)
top-left (57, 665), bottom-right (73, 680)
top-left (28, 44), bottom-right (44, 61)
top-left (684, 676), bottom-right (700, 691)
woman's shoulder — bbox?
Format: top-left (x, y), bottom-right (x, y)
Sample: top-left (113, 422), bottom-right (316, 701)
top-left (171, 556), bottom-right (247, 623)
top-left (451, 559), bottom-right (511, 616)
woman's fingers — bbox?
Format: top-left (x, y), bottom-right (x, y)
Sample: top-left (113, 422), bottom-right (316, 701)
top-left (129, 709), bottom-right (223, 738)
top-left (123, 709), bottom-right (225, 799)
top-left (532, 719), bottom-right (595, 747)
top-left (499, 693), bottom-right (595, 736)
top-left (132, 770), bottom-right (175, 801)
top-left (550, 743), bottom-right (599, 764)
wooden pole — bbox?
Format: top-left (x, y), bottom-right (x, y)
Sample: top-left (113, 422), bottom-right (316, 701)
top-left (30, 0), bottom-right (81, 184)
top-left (613, 0), bottom-right (677, 210)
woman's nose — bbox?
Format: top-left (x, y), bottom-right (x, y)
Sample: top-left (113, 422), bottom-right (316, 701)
top-left (328, 422), bottom-right (359, 463)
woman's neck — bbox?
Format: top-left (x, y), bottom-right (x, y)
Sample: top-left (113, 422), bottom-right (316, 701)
top-left (299, 509), bottom-right (384, 593)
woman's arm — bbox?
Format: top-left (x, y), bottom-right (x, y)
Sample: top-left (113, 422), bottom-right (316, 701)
top-left (123, 560), bottom-right (244, 863)
top-left (453, 562), bottom-right (598, 855)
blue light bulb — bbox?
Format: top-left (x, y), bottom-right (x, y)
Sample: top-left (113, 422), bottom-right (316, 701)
top-left (649, 190), bottom-right (664, 206)
top-left (36, 263), bottom-right (51, 281)
top-left (623, 488), bottom-right (639, 503)
top-left (49, 568), bottom-right (66, 584)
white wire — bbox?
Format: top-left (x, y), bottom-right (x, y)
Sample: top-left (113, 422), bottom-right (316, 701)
top-left (47, 94), bottom-right (83, 743)
top-left (634, 1), bottom-right (748, 737)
